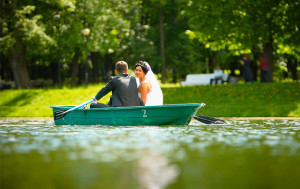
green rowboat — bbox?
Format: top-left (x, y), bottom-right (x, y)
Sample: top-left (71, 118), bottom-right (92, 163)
top-left (50, 103), bottom-right (203, 126)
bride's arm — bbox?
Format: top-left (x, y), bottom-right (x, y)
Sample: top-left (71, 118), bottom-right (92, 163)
top-left (140, 82), bottom-right (148, 105)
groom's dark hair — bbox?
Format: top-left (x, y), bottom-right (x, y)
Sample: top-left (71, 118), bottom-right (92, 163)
top-left (135, 61), bottom-right (148, 74)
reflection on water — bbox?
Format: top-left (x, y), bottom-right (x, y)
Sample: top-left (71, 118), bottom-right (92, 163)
top-left (1, 119), bottom-right (300, 189)
top-left (138, 151), bottom-right (179, 189)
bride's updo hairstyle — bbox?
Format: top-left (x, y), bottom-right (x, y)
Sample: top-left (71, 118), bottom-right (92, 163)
top-left (135, 61), bottom-right (149, 74)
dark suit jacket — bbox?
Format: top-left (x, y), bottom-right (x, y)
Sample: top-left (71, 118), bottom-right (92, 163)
top-left (95, 73), bottom-right (144, 107)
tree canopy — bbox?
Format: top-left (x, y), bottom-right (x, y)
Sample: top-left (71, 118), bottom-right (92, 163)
top-left (0, 0), bottom-right (299, 88)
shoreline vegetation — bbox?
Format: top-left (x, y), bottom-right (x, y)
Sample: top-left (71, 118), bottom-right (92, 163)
top-left (0, 82), bottom-right (300, 118)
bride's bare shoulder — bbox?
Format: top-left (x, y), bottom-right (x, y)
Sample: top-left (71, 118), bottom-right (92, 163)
top-left (140, 79), bottom-right (151, 89)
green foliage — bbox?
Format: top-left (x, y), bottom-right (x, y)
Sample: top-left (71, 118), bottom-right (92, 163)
top-left (0, 83), bottom-right (299, 117)
top-left (0, 0), bottom-right (75, 55)
top-left (0, 0), bottom-right (299, 86)
top-left (184, 0), bottom-right (300, 57)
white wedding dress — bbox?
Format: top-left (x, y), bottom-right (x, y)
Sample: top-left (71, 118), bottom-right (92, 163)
top-left (138, 91), bottom-right (155, 106)
top-left (137, 62), bottom-right (163, 106)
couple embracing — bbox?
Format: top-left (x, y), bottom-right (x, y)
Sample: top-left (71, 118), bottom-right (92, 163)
top-left (90, 61), bottom-right (163, 108)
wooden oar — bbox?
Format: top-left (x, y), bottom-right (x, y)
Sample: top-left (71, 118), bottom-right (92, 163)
top-left (193, 103), bottom-right (225, 124)
top-left (54, 98), bottom-right (94, 120)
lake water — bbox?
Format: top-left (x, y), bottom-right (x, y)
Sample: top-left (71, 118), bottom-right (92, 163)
top-left (1, 119), bottom-right (300, 189)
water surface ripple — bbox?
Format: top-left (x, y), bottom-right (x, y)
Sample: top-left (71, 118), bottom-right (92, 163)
top-left (1, 119), bottom-right (300, 189)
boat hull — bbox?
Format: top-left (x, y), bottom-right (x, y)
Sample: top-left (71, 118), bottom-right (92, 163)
top-left (50, 103), bottom-right (202, 126)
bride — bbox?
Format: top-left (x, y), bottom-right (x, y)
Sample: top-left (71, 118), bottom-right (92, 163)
top-left (134, 61), bottom-right (163, 106)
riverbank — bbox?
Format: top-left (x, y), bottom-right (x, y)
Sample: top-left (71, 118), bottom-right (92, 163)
top-left (0, 82), bottom-right (300, 117)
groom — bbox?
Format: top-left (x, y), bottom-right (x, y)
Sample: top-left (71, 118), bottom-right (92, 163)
top-left (90, 61), bottom-right (144, 108)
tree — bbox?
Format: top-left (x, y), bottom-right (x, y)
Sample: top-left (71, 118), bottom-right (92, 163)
top-left (0, 0), bottom-right (75, 88)
top-left (183, 0), bottom-right (300, 82)
top-left (140, 0), bottom-right (204, 82)
top-left (138, 0), bottom-right (168, 83)
top-left (55, 0), bottom-right (145, 85)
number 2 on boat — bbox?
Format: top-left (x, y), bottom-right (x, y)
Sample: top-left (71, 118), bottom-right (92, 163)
top-left (142, 109), bottom-right (147, 117)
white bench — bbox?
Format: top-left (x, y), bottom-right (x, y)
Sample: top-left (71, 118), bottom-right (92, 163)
top-left (180, 73), bottom-right (229, 86)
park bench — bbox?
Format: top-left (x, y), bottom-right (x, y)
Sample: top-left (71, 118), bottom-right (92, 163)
top-left (31, 79), bottom-right (53, 88)
top-left (180, 73), bottom-right (229, 86)
top-left (3, 79), bottom-right (54, 89)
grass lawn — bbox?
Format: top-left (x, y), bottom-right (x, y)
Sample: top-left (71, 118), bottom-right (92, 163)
top-left (164, 82), bottom-right (300, 117)
top-left (0, 82), bottom-right (299, 117)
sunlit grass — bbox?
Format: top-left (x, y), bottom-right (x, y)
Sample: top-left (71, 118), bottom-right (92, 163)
top-left (0, 84), bottom-right (110, 117)
top-left (0, 82), bottom-right (299, 117)
top-left (163, 82), bottom-right (300, 117)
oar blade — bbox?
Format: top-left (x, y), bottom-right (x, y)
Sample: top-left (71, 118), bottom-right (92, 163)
top-left (194, 116), bottom-right (225, 124)
top-left (54, 110), bottom-right (68, 120)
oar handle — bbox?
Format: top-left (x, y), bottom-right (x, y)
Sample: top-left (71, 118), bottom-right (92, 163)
top-left (54, 98), bottom-right (95, 121)
top-left (68, 98), bottom-right (94, 112)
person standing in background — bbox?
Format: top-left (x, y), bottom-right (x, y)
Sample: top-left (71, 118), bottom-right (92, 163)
top-left (259, 55), bottom-right (269, 82)
top-left (243, 55), bottom-right (254, 83)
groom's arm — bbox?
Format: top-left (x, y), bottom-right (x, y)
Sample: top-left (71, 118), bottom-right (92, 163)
top-left (95, 77), bottom-right (115, 100)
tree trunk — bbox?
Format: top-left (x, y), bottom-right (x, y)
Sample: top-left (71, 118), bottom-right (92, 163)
top-left (102, 54), bottom-right (114, 82)
top-left (287, 57), bottom-right (298, 80)
top-left (252, 59), bottom-right (258, 81)
top-left (9, 38), bottom-right (31, 89)
top-left (251, 47), bottom-right (260, 81)
top-left (172, 68), bottom-right (177, 83)
top-left (71, 49), bottom-right (80, 87)
top-left (159, 9), bottom-right (166, 83)
top-left (208, 52), bottom-right (213, 73)
top-left (91, 52), bottom-right (99, 83)
top-left (263, 37), bottom-right (274, 82)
